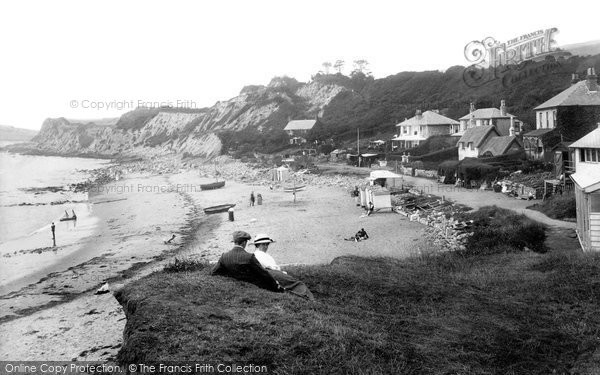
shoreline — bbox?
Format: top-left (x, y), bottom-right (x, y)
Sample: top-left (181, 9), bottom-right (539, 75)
top-left (0, 157), bottom-right (431, 361)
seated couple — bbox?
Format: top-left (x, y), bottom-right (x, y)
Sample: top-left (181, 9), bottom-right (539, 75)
top-left (211, 231), bottom-right (314, 301)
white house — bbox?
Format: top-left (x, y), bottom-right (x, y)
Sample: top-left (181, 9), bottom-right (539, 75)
top-left (392, 109), bottom-right (459, 149)
top-left (570, 125), bottom-right (600, 252)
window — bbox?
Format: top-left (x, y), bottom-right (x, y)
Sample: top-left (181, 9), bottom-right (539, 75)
top-left (546, 111), bottom-right (549, 128)
top-left (538, 112), bottom-right (543, 128)
top-left (461, 142), bottom-right (465, 150)
top-left (553, 110), bottom-right (557, 126)
top-left (469, 142), bottom-right (474, 150)
top-left (582, 148), bottom-right (600, 163)
top-left (591, 193), bottom-right (600, 213)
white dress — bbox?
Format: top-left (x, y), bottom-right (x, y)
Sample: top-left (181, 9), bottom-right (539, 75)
top-left (254, 250), bottom-right (283, 272)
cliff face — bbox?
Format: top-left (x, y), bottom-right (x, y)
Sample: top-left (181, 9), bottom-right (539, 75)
top-left (31, 79), bottom-right (348, 158)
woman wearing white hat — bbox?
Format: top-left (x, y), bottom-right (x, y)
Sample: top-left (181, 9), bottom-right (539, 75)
top-left (252, 232), bottom-right (314, 301)
top-left (252, 233), bottom-right (286, 274)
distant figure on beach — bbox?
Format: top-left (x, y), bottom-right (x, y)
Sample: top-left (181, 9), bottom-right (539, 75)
top-left (250, 191), bottom-right (255, 206)
top-left (211, 231), bottom-right (282, 292)
top-left (356, 228), bottom-right (369, 241)
top-left (257, 193), bottom-right (262, 205)
top-left (366, 201), bottom-right (374, 216)
top-left (51, 222), bottom-right (56, 246)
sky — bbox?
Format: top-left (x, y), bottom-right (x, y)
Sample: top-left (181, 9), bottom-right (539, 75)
top-left (0, 0), bottom-right (598, 130)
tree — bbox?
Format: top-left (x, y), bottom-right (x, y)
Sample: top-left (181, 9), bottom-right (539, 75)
top-left (352, 59), bottom-right (370, 75)
top-left (334, 59), bottom-right (345, 74)
top-left (322, 61), bottom-right (332, 75)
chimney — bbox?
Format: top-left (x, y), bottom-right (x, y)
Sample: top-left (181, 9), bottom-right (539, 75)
top-left (470, 102), bottom-right (475, 113)
top-left (571, 73), bottom-right (580, 85)
top-left (500, 100), bottom-right (506, 116)
top-left (415, 109), bottom-right (422, 119)
top-left (586, 68), bottom-right (598, 91)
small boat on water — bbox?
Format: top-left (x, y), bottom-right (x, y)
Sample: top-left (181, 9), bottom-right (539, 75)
top-left (59, 216), bottom-right (77, 221)
top-left (203, 203), bottom-right (235, 214)
top-left (200, 181), bottom-right (226, 190)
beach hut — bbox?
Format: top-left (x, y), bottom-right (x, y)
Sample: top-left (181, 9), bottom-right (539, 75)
top-left (273, 166), bottom-right (290, 182)
top-left (365, 186), bottom-right (393, 212)
top-left (569, 126), bottom-right (600, 252)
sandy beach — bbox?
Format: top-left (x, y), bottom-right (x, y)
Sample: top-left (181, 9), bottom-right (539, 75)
top-left (0, 164), bottom-right (429, 361)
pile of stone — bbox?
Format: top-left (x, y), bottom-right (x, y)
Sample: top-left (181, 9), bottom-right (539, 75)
top-left (392, 191), bottom-right (474, 252)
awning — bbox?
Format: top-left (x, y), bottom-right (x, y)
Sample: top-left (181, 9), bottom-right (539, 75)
top-left (369, 170), bottom-right (402, 180)
top-left (571, 172), bottom-right (600, 193)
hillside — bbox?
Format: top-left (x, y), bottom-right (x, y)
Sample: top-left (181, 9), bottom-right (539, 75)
top-left (21, 53), bottom-right (600, 158)
top-left (28, 78), bottom-right (345, 158)
top-left (0, 125), bottom-right (37, 142)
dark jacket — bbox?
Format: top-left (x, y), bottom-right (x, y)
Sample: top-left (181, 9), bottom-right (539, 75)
top-left (211, 246), bottom-right (281, 292)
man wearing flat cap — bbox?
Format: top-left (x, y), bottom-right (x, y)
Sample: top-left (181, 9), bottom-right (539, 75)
top-left (211, 231), bottom-right (283, 292)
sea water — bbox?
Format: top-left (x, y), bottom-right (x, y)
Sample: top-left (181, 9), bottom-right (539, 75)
top-left (0, 152), bottom-right (111, 244)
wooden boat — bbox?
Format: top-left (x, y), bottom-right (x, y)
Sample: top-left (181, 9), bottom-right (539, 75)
top-left (203, 203), bottom-right (235, 214)
top-left (59, 216), bottom-right (77, 221)
top-left (200, 181), bottom-right (225, 190)
top-left (283, 184), bottom-right (305, 192)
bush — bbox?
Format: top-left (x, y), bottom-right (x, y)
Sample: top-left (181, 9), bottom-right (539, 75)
top-left (163, 258), bottom-right (207, 273)
top-left (528, 194), bottom-right (576, 220)
top-left (459, 206), bottom-right (546, 256)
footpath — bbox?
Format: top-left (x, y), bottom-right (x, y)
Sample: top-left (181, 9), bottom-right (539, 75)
top-left (392, 174), bottom-right (576, 230)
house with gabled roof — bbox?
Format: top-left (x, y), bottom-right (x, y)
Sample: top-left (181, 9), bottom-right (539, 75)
top-left (525, 68), bottom-right (600, 162)
top-left (284, 119), bottom-right (318, 145)
top-left (391, 109), bottom-right (459, 149)
top-left (457, 100), bottom-right (523, 136)
top-left (569, 125), bottom-right (600, 252)
top-left (456, 125), bottom-right (522, 160)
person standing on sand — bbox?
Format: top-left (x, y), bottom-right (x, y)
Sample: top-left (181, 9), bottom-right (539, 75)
top-left (250, 191), bottom-right (255, 207)
top-left (51, 222), bottom-right (56, 247)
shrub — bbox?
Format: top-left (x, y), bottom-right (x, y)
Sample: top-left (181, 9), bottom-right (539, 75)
top-left (459, 206), bottom-right (546, 256)
top-left (163, 258), bottom-right (207, 273)
top-left (528, 194), bottom-right (576, 220)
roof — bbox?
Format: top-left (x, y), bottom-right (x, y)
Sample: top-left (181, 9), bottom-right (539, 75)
top-left (570, 127), bottom-right (600, 148)
top-left (534, 80), bottom-right (600, 110)
top-left (571, 170), bottom-right (600, 192)
top-left (369, 170), bottom-right (402, 180)
top-left (284, 120), bottom-right (317, 131)
top-left (360, 153), bottom-right (379, 157)
top-left (456, 126), bottom-right (499, 147)
top-left (480, 136), bottom-right (523, 156)
top-left (459, 108), bottom-right (517, 120)
top-left (397, 110), bottom-right (459, 126)
top-left (523, 128), bottom-right (556, 137)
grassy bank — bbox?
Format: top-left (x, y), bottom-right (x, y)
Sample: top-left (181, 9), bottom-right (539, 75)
top-left (115, 243), bottom-right (600, 374)
top-left (528, 194), bottom-right (576, 220)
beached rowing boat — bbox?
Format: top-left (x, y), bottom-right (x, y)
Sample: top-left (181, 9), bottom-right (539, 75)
top-left (200, 181), bottom-right (226, 190)
top-left (59, 216), bottom-right (77, 221)
top-left (203, 203), bottom-right (235, 214)
top-left (283, 184), bottom-right (305, 192)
